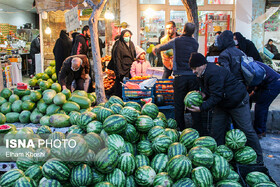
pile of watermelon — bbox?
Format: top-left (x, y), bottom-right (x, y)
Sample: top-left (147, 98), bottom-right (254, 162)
top-left (0, 95), bottom-right (277, 187)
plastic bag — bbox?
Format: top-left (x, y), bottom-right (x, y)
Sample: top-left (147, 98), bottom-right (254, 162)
top-left (139, 78), bottom-right (157, 89)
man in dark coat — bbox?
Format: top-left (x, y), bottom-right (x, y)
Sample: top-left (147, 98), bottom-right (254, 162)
top-left (265, 39), bottom-right (280, 60)
top-left (72, 25), bottom-right (90, 56)
top-left (112, 29), bottom-right (136, 97)
top-left (29, 35), bottom-right (40, 77)
top-left (187, 53), bottom-right (263, 163)
top-left (233, 32), bottom-right (263, 62)
top-left (58, 54), bottom-right (90, 91)
top-left (53, 30), bottom-right (72, 77)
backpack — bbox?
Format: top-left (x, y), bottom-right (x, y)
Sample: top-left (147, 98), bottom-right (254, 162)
top-left (240, 55), bottom-right (266, 87)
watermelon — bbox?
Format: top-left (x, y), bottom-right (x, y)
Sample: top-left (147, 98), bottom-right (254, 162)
top-left (91, 168), bottom-right (105, 184)
top-left (107, 134), bottom-right (125, 154)
top-left (216, 180), bottom-right (242, 187)
top-left (1, 88), bottom-right (12, 99)
top-left (1, 102), bottom-right (12, 114)
top-left (122, 123), bottom-right (140, 143)
top-left (167, 142), bottom-right (187, 159)
top-left (11, 100), bottom-right (22, 113)
top-left (151, 153), bottom-right (168, 173)
top-left (193, 136), bottom-right (217, 152)
top-left (124, 141), bottom-right (136, 156)
top-left (97, 108), bottom-right (114, 123)
top-left (103, 114), bottom-right (127, 134)
top-left (167, 118), bottom-right (178, 129)
top-left (14, 176), bottom-right (36, 187)
top-left (86, 120), bottom-right (103, 134)
top-left (125, 175), bottom-right (137, 187)
top-left (24, 165), bottom-right (43, 183)
top-left (109, 103), bottom-right (123, 114)
top-left (77, 111), bottom-right (96, 130)
top-left (135, 166), bottom-right (156, 186)
top-left (147, 126), bottom-right (165, 141)
top-left (0, 169), bottom-right (25, 187)
top-left (38, 178), bottom-right (62, 187)
top-left (215, 145), bottom-right (234, 162)
top-left (95, 182), bottom-right (114, 187)
top-left (179, 128), bottom-right (200, 148)
top-left (120, 106), bottom-right (139, 124)
top-left (0, 112), bottom-right (6, 124)
top-left (117, 152), bottom-right (136, 176)
top-left (37, 125), bottom-right (52, 139)
top-left (234, 146), bottom-right (257, 164)
top-left (246, 171), bottom-right (270, 186)
top-left (69, 95), bottom-right (91, 109)
top-left (152, 135), bottom-right (173, 153)
top-left (39, 116), bottom-right (50, 126)
top-left (125, 101), bottom-right (141, 111)
top-left (135, 115), bottom-right (154, 133)
top-left (42, 159), bottom-right (70, 181)
top-left (153, 118), bottom-right (167, 128)
top-left (51, 83), bottom-right (62, 93)
top-left (70, 164), bottom-right (92, 187)
top-left (184, 91), bottom-right (203, 107)
top-left (137, 140), bottom-right (153, 156)
top-left (108, 96), bottom-right (124, 106)
top-left (91, 106), bottom-right (104, 115)
top-left (173, 177), bottom-right (196, 187)
top-left (165, 128), bottom-right (179, 142)
top-left (9, 94), bottom-right (20, 103)
top-left (63, 101), bottom-right (80, 113)
top-left (105, 168), bottom-right (126, 187)
top-left (141, 103), bottom-right (159, 119)
top-left (167, 155), bottom-right (192, 180)
top-left (61, 89), bottom-right (71, 100)
top-left (211, 154), bottom-right (230, 181)
top-left (226, 169), bottom-right (240, 181)
top-left (69, 111), bottom-right (80, 125)
top-left (188, 146), bottom-right (214, 168)
top-left (192, 166), bottom-right (213, 187)
top-left (253, 182), bottom-right (277, 187)
top-left (84, 149), bottom-right (95, 167)
top-left (225, 129), bottom-right (247, 150)
top-left (135, 154), bottom-right (150, 168)
top-left (153, 172), bottom-right (173, 187)
top-left (94, 148), bottom-right (119, 174)
top-left (16, 156), bottom-right (35, 171)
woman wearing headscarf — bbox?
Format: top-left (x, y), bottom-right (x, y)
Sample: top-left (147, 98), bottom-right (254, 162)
top-left (265, 39), bottom-right (280, 60)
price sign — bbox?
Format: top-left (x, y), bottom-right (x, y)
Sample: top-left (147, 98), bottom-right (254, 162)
top-left (65, 6), bottom-right (80, 32)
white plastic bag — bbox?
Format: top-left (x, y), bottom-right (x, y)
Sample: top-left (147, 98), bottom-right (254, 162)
top-left (139, 78), bottom-right (157, 89)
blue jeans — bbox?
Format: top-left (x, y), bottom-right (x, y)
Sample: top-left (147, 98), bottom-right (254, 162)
top-left (254, 79), bottom-right (280, 134)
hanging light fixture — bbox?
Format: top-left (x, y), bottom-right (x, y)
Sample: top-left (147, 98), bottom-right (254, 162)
top-left (42, 11), bottom-right (48, 19)
top-left (45, 26), bottom-right (51, 34)
top-left (105, 8), bottom-right (114, 20)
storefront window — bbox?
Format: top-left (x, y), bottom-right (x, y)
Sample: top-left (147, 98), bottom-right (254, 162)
top-left (170, 11), bottom-right (188, 34)
top-left (169, 0), bottom-right (204, 6)
top-left (208, 0), bottom-right (233, 4)
top-left (139, 0), bottom-right (165, 4)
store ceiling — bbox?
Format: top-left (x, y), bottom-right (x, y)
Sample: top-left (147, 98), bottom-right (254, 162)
top-left (0, 0), bottom-right (37, 13)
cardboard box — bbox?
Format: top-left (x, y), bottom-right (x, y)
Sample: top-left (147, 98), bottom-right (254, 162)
top-left (146, 67), bottom-right (164, 79)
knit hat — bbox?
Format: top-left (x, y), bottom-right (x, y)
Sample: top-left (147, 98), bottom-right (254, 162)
top-left (136, 46), bottom-right (146, 59)
top-left (189, 53), bottom-right (208, 68)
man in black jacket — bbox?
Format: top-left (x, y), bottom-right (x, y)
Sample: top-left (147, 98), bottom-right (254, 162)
top-left (187, 53), bottom-right (263, 163)
top-left (71, 25), bottom-right (90, 56)
top-left (29, 35), bottom-right (40, 78)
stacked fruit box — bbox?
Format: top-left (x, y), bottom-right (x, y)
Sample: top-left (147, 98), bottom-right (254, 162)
top-left (154, 79), bottom-right (174, 105)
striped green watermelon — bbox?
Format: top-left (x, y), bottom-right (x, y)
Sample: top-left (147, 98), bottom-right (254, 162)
top-left (135, 166), bottom-right (156, 186)
top-left (234, 146), bottom-right (257, 164)
top-left (68, 128), bottom-right (85, 135)
top-left (94, 148), bottom-right (119, 174)
top-left (226, 169), bottom-right (240, 181)
top-left (215, 145), bottom-right (234, 162)
top-left (84, 132), bottom-right (103, 153)
top-left (100, 129), bottom-right (108, 142)
top-left (193, 136), bottom-right (217, 152)
top-left (95, 182), bottom-right (114, 187)
top-left (122, 123), bottom-right (140, 143)
top-left (120, 106), bottom-right (139, 124)
top-left (37, 125), bottom-right (52, 139)
top-left (153, 118), bottom-right (167, 128)
top-left (167, 142), bottom-right (187, 159)
top-left (157, 112), bottom-right (167, 120)
top-left (179, 128), bottom-right (200, 148)
top-left (108, 96), bottom-right (124, 106)
top-left (188, 146), bottom-right (214, 168)
top-left (76, 111), bottom-right (96, 130)
top-left (137, 140), bottom-right (153, 156)
top-left (211, 154), bottom-right (230, 181)
top-left (173, 177), bottom-right (196, 187)
top-left (135, 115), bottom-right (154, 133)
top-left (103, 114), bottom-right (127, 134)
top-left (109, 103), bottom-right (123, 114)
top-left (140, 133), bottom-right (149, 141)
top-left (225, 129), bottom-right (247, 150)
top-left (124, 141), bottom-right (137, 156)
top-left (42, 159), bottom-right (70, 181)
top-left (24, 165), bottom-right (43, 183)
top-left (104, 101), bottom-right (111, 108)
top-left (153, 172), bottom-right (173, 187)
top-left (184, 91), bottom-right (203, 108)
top-left (167, 118), bottom-right (178, 129)
top-left (33, 147), bottom-right (51, 164)
top-left (148, 126), bottom-right (165, 141)
top-left (141, 103), bottom-right (159, 119)
top-left (191, 166), bottom-right (213, 187)
top-left (253, 182), bottom-right (277, 187)
top-left (91, 168), bottom-right (105, 184)
top-left (117, 152), bottom-right (136, 176)
top-left (152, 135), bottom-right (173, 153)
top-left (14, 176), bottom-right (36, 187)
top-left (167, 155), bottom-right (192, 180)
top-left (151, 153), bottom-right (168, 173)
top-left (216, 180), bottom-right (242, 187)
top-left (105, 168), bottom-right (126, 187)
top-left (107, 134), bottom-right (125, 154)
top-left (86, 120), bottom-right (103, 134)
top-left (97, 108), bottom-right (114, 123)
top-left (0, 169), bottom-right (25, 187)
top-left (70, 164), bottom-right (92, 187)
top-left (69, 111), bottom-right (80, 125)
top-left (125, 175), bottom-right (137, 187)
top-left (165, 128), bottom-right (179, 142)
top-left (84, 149), bottom-right (95, 167)
top-left (135, 154), bottom-right (150, 168)
top-left (38, 178), bottom-right (62, 187)
top-left (246, 171), bottom-right (270, 187)
top-left (16, 156), bottom-right (35, 171)
top-left (125, 101), bottom-right (142, 111)
top-left (91, 106), bottom-right (104, 115)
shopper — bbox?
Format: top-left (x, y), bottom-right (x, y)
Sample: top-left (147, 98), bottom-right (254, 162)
top-left (71, 25), bottom-right (90, 56)
top-left (233, 32), bottom-right (263, 62)
top-left (153, 22), bottom-right (202, 133)
top-left (206, 31), bottom-right (222, 57)
top-left (99, 37), bottom-right (105, 57)
top-left (130, 46), bottom-right (151, 78)
top-left (53, 30), bottom-right (72, 77)
top-left (58, 54), bottom-right (90, 92)
top-left (71, 32), bottom-right (80, 46)
top-left (160, 21), bottom-right (180, 79)
top-left (112, 29), bottom-right (136, 98)
top-left (187, 52), bottom-right (263, 163)
top-left (29, 35), bottom-right (40, 78)
top-left (251, 61), bottom-right (280, 138)
top-left (265, 39), bottom-right (280, 60)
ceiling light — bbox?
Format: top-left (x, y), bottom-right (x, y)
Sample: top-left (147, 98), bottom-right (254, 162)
top-left (45, 27), bottom-right (51, 34)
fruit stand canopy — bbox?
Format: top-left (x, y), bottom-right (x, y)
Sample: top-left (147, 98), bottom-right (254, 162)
top-left (35, 0), bottom-right (99, 13)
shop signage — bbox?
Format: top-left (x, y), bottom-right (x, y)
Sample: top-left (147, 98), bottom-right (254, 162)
top-left (65, 6), bottom-right (80, 32)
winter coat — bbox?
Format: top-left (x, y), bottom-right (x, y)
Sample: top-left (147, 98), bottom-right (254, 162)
top-left (130, 60), bottom-right (151, 77)
top-left (30, 36), bottom-right (40, 59)
top-left (58, 55), bottom-right (90, 87)
top-left (206, 43), bottom-right (222, 57)
top-left (155, 34), bottom-right (198, 76)
top-left (53, 30), bottom-right (72, 76)
top-left (99, 37), bottom-right (105, 57)
top-left (71, 34), bottom-right (89, 56)
top-left (234, 32), bottom-right (262, 62)
top-left (199, 63), bottom-right (247, 112)
top-left (255, 61), bottom-right (280, 89)
top-left (265, 44), bottom-right (279, 55)
top-left (217, 30), bottom-right (245, 82)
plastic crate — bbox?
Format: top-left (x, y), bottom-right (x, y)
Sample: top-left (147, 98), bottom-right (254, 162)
top-left (0, 162), bottom-right (17, 172)
top-left (158, 105), bottom-right (175, 119)
top-left (154, 79), bottom-right (174, 105)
